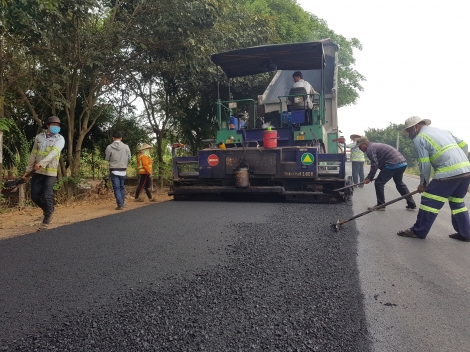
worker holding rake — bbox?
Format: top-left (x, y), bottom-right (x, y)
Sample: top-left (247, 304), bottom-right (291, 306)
top-left (356, 136), bottom-right (417, 211)
top-left (23, 116), bottom-right (65, 230)
top-left (397, 116), bottom-right (470, 241)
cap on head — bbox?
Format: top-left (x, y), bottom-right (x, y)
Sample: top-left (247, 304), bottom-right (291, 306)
top-left (402, 116), bottom-right (431, 135)
top-left (45, 116), bottom-right (62, 125)
top-left (350, 134), bottom-right (361, 139)
top-left (138, 143), bottom-right (152, 151)
top-left (292, 71), bottom-right (303, 79)
top-left (355, 136), bottom-right (369, 146)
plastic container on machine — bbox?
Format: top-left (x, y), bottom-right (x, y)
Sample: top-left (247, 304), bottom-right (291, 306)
top-left (229, 116), bottom-right (239, 130)
top-left (263, 127), bottom-right (278, 148)
top-left (281, 111), bottom-right (291, 126)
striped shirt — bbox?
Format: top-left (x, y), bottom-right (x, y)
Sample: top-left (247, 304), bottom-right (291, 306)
top-left (365, 142), bottom-right (407, 180)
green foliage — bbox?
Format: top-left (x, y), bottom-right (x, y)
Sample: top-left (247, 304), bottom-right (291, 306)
top-left (2, 0), bottom-right (365, 194)
top-left (1, 123), bottom-right (32, 173)
top-left (80, 148), bottom-right (109, 180)
top-left (0, 118), bottom-right (14, 131)
top-left (53, 174), bottom-right (82, 191)
top-left (365, 123), bottom-right (418, 166)
top-left (243, 0), bottom-right (365, 108)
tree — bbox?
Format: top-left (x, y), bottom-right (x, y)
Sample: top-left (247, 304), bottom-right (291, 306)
top-left (2, 0), bottom-right (148, 190)
top-left (126, 0), bottom-right (275, 167)
top-left (244, 0), bottom-right (365, 107)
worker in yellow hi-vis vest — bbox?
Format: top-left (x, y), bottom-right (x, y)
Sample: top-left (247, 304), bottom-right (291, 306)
top-left (347, 134), bottom-right (366, 187)
top-left (134, 143), bottom-right (157, 202)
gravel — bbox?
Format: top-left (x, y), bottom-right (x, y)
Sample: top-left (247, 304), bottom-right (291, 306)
top-left (1, 202), bottom-right (370, 351)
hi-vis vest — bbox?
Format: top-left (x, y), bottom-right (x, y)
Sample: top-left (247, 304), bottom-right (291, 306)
top-left (26, 131), bottom-right (65, 176)
top-left (347, 142), bottom-right (365, 162)
top-left (414, 125), bottom-right (470, 185)
top-left (137, 152), bottom-right (152, 175)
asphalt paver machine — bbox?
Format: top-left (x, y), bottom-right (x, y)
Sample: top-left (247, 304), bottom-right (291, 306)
top-left (170, 39), bottom-right (353, 202)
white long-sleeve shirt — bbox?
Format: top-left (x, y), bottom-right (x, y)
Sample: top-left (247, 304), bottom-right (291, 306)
top-left (292, 79), bottom-right (315, 109)
top-left (26, 131), bottom-right (65, 176)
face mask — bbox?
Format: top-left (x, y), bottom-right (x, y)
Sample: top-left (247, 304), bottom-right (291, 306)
top-left (50, 126), bottom-right (61, 134)
top-left (408, 126), bottom-right (417, 140)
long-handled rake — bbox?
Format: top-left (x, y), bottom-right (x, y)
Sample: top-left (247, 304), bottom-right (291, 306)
top-left (332, 179), bottom-right (374, 192)
top-left (2, 170), bottom-right (36, 191)
top-left (331, 189), bottom-right (420, 232)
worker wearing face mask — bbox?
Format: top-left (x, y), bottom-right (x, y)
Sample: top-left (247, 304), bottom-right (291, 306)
top-left (23, 116), bottom-right (66, 230)
top-left (397, 116), bottom-right (470, 241)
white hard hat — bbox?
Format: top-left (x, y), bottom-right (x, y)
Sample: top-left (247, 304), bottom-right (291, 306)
top-left (402, 116), bottom-right (431, 135)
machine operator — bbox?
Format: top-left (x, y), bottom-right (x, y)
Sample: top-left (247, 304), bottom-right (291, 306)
top-left (292, 71), bottom-right (316, 109)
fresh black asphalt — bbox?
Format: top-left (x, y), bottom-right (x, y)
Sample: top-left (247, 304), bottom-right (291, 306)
top-left (0, 200), bottom-right (370, 351)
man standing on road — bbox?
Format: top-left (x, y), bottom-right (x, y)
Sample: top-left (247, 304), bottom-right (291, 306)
top-left (23, 116), bottom-right (65, 230)
top-left (397, 116), bottom-right (470, 241)
top-left (356, 136), bottom-right (416, 211)
top-left (105, 130), bottom-right (131, 210)
top-left (347, 134), bottom-right (365, 187)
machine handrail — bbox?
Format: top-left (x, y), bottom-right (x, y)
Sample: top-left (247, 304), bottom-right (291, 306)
top-left (216, 99), bottom-right (257, 130)
top-left (277, 93), bottom-right (323, 125)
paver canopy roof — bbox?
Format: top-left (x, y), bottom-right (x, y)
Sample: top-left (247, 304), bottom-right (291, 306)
top-left (211, 41), bottom-right (326, 79)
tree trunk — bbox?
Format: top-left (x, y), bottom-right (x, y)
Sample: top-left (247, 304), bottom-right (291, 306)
top-left (18, 183), bottom-right (26, 206)
top-left (156, 130), bottom-right (164, 188)
top-left (0, 36), bottom-right (5, 179)
top-left (0, 131), bottom-right (3, 179)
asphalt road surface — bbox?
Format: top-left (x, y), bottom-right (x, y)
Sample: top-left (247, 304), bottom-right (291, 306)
top-left (1, 196), bottom-right (368, 351)
top-left (1, 165), bottom-right (469, 351)
top-left (354, 168), bottom-right (470, 352)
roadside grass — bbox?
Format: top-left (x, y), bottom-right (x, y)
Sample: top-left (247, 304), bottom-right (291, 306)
top-left (404, 165), bottom-right (421, 177)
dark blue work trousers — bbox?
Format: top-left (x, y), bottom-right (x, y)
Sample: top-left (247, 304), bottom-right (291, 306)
top-left (374, 166), bottom-right (415, 207)
top-left (412, 177), bottom-right (470, 239)
top-left (30, 173), bottom-right (56, 216)
top-left (351, 161), bottom-right (364, 184)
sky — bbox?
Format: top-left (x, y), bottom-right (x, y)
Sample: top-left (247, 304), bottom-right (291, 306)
top-left (296, 0), bottom-right (470, 142)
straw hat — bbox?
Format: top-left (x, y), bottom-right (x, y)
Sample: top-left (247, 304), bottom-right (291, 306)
top-left (138, 143), bottom-right (152, 151)
top-left (402, 116), bottom-right (431, 135)
top-left (355, 136), bottom-right (369, 146)
top-left (350, 134), bottom-right (361, 139)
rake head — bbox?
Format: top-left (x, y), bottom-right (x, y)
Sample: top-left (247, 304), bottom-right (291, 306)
top-left (330, 220), bottom-right (341, 232)
top-left (3, 178), bottom-right (25, 189)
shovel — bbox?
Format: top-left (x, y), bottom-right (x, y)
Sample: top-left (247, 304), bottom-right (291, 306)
top-left (331, 189), bottom-right (420, 232)
top-left (2, 170), bottom-right (36, 190)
